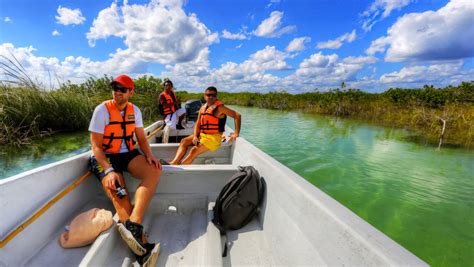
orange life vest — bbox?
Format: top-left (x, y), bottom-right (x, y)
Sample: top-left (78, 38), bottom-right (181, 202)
top-left (199, 101), bottom-right (227, 134)
top-left (160, 91), bottom-right (177, 115)
top-left (102, 100), bottom-right (136, 153)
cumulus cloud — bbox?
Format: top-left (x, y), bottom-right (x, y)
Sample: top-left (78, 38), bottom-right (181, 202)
top-left (0, 43), bottom-right (149, 88)
top-left (286, 37), bottom-right (311, 52)
top-left (316, 30), bottom-right (356, 49)
top-left (221, 30), bottom-right (248, 40)
top-left (361, 0), bottom-right (413, 31)
top-left (165, 48), bottom-right (378, 92)
top-left (266, 0), bottom-right (281, 9)
top-left (292, 52), bottom-right (375, 85)
top-left (253, 11), bottom-right (296, 38)
top-left (55, 6), bottom-right (86, 25)
top-left (161, 45), bottom-right (291, 92)
top-left (163, 48), bottom-right (211, 78)
top-left (379, 61), bottom-right (467, 83)
top-left (52, 30), bottom-right (60, 36)
top-left (3, 41), bottom-right (469, 93)
top-left (4, 17), bottom-right (11, 23)
top-left (86, 0), bottom-right (218, 65)
top-left (366, 0), bottom-right (474, 62)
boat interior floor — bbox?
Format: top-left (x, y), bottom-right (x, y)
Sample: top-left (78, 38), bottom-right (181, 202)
top-left (25, 167), bottom-right (273, 266)
top-left (25, 195), bottom-right (272, 267)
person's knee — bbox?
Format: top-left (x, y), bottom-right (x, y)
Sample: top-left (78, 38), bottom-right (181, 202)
top-left (181, 137), bottom-right (192, 146)
top-left (146, 168), bottom-right (161, 185)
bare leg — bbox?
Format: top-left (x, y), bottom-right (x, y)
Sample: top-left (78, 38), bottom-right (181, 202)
top-left (181, 144), bottom-right (210, 165)
top-left (127, 155), bottom-right (161, 224)
top-left (170, 135), bottom-right (194, 165)
top-left (101, 173), bottom-right (133, 223)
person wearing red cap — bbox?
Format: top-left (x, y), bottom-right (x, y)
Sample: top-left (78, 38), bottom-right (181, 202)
top-left (88, 74), bottom-right (161, 266)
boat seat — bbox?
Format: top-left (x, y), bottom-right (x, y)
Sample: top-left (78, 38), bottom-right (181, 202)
top-left (150, 143), bottom-right (233, 165)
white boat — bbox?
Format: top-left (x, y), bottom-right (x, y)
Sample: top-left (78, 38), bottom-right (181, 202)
top-left (0, 119), bottom-right (428, 266)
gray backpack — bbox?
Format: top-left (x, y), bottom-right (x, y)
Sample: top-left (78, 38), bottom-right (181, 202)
top-left (212, 166), bottom-right (266, 256)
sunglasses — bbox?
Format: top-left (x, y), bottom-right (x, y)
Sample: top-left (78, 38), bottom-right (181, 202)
top-left (112, 84), bottom-right (129, 93)
top-left (205, 93), bottom-right (217, 97)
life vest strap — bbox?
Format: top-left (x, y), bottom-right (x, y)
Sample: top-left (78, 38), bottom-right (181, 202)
top-left (108, 120), bottom-right (135, 125)
top-left (103, 135), bottom-right (134, 140)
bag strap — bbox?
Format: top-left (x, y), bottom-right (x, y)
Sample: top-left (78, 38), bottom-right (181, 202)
top-left (213, 166), bottom-right (259, 258)
top-left (222, 234), bottom-right (229, 257)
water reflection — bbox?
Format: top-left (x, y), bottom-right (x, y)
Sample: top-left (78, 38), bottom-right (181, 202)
top-left (0, 132), bottom-right (89, 178)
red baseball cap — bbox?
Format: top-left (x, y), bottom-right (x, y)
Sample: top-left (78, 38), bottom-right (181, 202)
top-left (111, 75), bottom-right (134, 92)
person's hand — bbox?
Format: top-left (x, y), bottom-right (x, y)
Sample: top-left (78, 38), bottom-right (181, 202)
top-left (103, 172), bottom-right (122, 191)
top-left (146, 154), bottom-right (162, 170)
top-left (229, 133), bottom-right (239, 142)
top-left (193, 136), bottom-right (200, 145)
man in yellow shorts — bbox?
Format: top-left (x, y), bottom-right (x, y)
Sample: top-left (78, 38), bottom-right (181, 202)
top-left (169, 86), bottom-right (241, 165)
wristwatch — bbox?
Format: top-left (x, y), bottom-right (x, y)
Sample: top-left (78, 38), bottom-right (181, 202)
top-left (104, 167), bottom-right (115, 176)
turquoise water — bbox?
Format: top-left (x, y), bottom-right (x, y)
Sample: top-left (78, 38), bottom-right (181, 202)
top-left (0, 132), bottom-right (90, 179)
top-left (1, 106), bottom-right (473, 266)
top-left (227, 106), bottom-right (474, 267)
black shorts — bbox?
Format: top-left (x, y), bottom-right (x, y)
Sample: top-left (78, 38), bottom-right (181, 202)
top-left (89, 149), bottom-right (142, 181)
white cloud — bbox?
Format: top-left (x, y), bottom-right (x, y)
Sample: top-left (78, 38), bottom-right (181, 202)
top-left (316, 30), bottom-right (356, 49)
top-left (361, 0), bottom-right (413, 31)
top-left (347, 60), bottom-right (474, 91)
top-left (266, 0), bottom-right (281, 9)
top-left (163, 48), bottom-right (211, 78)
top-left (86, 2), bottom-right (123, 44)
top-left (0, 43), bottom-right (148, 88)
top-left (86, 1), bottom-right (218, 65)
top-left (161, 45), bottom-right (291, 92)
top-left (3, 42), bottom-right (470, 93)
top-left (236, 43), bottom-right (243, 49)
top-left (366, 0), bottom-right (474, 62)
top-left (55, 6), bottom-right (86, 25)
top-left (52, 30), bottom-right (60, 36)
top-left (286, 37), bottom-right (311, 52)
top-left (165, 48), bottom-right (378, 92)
top-left (379, 61), bottom-right (467, 83)
top-left (221, 30), bottom-right (248, 40)
top-left (253, 11), bottom-right (296, 38)
top-left (292, 52), bottom-right (374, 84)
top-left (4, 17), bottom-right (11, 23)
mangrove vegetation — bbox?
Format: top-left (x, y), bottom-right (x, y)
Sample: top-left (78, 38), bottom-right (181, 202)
top-left (1, 71), bottom-right (473, 149)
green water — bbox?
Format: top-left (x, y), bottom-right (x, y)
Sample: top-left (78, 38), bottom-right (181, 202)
top-left (228, 106), bottom-right (474, 267)
top-left (0, 132), bottom-right (90, 178)
top-left (1, 106), bottom-right (473, 266)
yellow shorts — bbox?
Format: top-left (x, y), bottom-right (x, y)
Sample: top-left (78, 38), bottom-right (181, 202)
top-left (199, 133), bottom-right (222, 152)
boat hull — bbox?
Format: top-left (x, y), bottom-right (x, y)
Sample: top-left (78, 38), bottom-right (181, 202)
top-left (0, 123), bottom-right (428, 266)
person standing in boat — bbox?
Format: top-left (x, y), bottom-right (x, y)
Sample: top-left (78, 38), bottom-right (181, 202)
top-left (169, 86), bottom-right (241, 165)
top-left (88, 74), bottom-right (161, 266)
top-left (158, 79), bottom-right (186, 130)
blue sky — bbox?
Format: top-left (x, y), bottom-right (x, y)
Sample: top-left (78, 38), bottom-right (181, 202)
top-left (0, 0), bottom-right (473, 92)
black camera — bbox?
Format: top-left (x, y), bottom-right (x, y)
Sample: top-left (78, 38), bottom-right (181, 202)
top-left (115, 180), bottom-right (127, 199)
